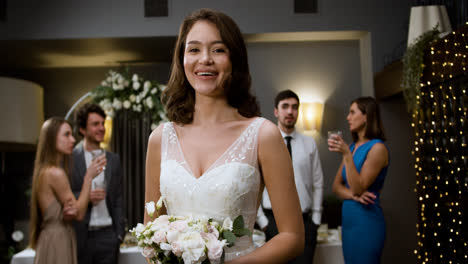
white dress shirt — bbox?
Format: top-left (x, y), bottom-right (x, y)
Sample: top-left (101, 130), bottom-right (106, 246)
top-left (84, 150), bottom-right (113, 228)
top-left (258, 129), bottom-right (324, 226)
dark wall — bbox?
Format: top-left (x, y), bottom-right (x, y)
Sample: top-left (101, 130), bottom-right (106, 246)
top-left (2, 64), bottom-right (171, 118)
top-left (0, 0), bottom-right (412, 72)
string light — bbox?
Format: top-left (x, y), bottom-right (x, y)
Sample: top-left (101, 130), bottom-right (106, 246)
top-left (412, 25), bottom-right (468, 263)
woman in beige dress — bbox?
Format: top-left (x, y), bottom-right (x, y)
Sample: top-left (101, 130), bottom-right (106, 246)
top-left (29, 117), bottom-right (106, 264)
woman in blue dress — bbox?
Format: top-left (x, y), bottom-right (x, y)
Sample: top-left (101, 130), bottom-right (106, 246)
top-left (328, 96), bottom-right (389, 264)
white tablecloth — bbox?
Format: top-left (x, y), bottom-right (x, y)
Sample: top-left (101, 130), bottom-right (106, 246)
top-left (11, 247), bottom-right (147, 264)
top-left (313, 240), bottom-right (345, 264)
top-left (12, 241), bottom-right (344, 264)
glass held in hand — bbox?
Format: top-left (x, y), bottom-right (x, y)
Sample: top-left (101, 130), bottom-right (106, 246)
top-left (93, 178), bottom-right (107, 190)
top-left (91, 149), bottom-right (106, 171)
top-left (328, 130), bottom-right (342, 140)
top-left (91, 149), bottom-right (105, 160)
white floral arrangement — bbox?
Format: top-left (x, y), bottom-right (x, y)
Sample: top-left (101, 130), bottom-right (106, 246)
top-left (130, 198), bottom-right (251, 264)
top-left (91, 69), bottom-right (168, 130)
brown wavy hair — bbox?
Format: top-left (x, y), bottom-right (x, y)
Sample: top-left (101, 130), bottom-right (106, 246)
top-left (350, 96), bottom-right (386, 142)
top-left (29, 117), bottom-right (72, 249)
top-left (162, 8), bottom-right (260, 124)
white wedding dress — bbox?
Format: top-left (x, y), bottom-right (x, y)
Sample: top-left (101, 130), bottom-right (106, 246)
top-left (160, 117), bottom-right (265, 261)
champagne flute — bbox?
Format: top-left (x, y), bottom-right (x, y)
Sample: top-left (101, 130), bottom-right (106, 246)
top-left (91, 149), bottom-right (105, 171)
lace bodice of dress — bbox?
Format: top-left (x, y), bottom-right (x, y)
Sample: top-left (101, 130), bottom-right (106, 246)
top-left (160, 117), bottom-right (265, 260)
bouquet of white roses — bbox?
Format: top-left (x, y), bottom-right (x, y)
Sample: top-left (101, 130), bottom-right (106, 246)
top-left (131, 198), bottom-right (251, 264)
top-left (91, 69), bottom-right (168, 130)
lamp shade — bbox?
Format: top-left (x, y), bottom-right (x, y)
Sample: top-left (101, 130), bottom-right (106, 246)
top-left (407, 5), bottom-right (452, 47)
top-left (0, 77), bottom-right (44, 146)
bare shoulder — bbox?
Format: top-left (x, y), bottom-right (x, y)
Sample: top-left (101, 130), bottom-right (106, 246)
top-left (148, 123), bottom-right (165, 146)
top-left (368, 142), bottom-right (389, 165)
top-left (45, 166), bottom-right (67, 181)
top-left (369, 142), bottom-right (388, 155)
top-left (43, 166), bottom-right (69, 188)
top-left (258, 119), bottom-right (282, 144)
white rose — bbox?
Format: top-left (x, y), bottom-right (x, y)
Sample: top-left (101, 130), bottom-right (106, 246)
top-left (123, 100), bottom-right (131, 109)
top-left (144, 80), bottom-right (152, 90)
top-left (118, 76), bottom-right (125, 85)
top-left (166, 230), bottom-right (180, 244)
top-left (145, 97), bottom-right (154, 109)
top-left (152, 231), bottom-right (167, 244)
top-left (207, 224), bottom-right (219, 239)
top-left (178, 232), bottom-right (207, 264)
top-left (171, 240), bottom-right (184, 257)
top-left (206, 238), bottom-right (226, 264)
top-left (170, 220), bottom-right (189, 232)
top-left (142, 246), bottom-right (156, 258)
top-left (101, 81), bottom-right (107, 86)
top-left (159, 84), bottom-right (167, 91)
top-left (106, 76), bottom-right (112, 83)
top-left (145, 201), bottom-right (155, 218)
top-left (132, 74), bottom-right (139, 82)
top-left (99, 99), bottom-right (112, 113)
top-left (153, 215), bottom-right (170, 227)
top-left (129, 94), bottom-right (136, 102)
top-left (151, 123), bottom-right (157, 130)
top-left (159, 242), bottom-right (172, 254)
top-left (112, 98), bottom-right (122, 110)
top-left (136, 95), bottom-right (142, 104)
top-left (222, 217), bottom-right (233, 231)
top-left (151, 88), bottom-right (157, 94)
top-left (11, 230), bottom-right (24, 242)
top-left (133, 81), bottom-right (141, 90)
top-left (107, 109), bottom-right (115, 118)
top-left (132, 104), bottom-right (142, 112)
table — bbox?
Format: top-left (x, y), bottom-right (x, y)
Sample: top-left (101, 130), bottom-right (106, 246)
top-left (313, 240), bottom-right (345, 264)
top-left (12, 241), bottom-right (344, 264)
top-left (11, 247), bottom-right (147, 264)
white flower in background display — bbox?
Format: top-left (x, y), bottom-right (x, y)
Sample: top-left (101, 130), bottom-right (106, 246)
top-left (90, 69), bottom-right (167, 127)
top-left (133, 81), bottom-right (141, 91)
top-left (12, 230), bottom-right (24, 242)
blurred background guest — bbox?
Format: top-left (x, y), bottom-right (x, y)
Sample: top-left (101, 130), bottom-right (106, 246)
top-left (329, 96), bottom-right (389, 264)
top-left (71, 103), bottom-right (125, 264)
top-left (29, 117), bottom-right (104, 264)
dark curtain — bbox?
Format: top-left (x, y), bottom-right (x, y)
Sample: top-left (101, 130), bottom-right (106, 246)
top-left (110, 110), bottom-right (152, 229)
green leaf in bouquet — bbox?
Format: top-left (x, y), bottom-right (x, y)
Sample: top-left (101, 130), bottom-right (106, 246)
top-left (233, 215), bottom-right (245, 230)
top-left (222, 230), bottom-right (237, 247)
top-left (233, 227), bottom-right (251, 237)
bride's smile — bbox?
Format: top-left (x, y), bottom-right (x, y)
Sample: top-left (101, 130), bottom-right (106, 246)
top-left (183, 20), bottom-right (232, 98)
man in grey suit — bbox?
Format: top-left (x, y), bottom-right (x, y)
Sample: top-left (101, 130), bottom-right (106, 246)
top-left (71, 103), bottom-right (125, 264)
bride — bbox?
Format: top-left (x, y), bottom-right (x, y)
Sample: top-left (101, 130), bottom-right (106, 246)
top-left (145, 8), bottom-right (304, 263)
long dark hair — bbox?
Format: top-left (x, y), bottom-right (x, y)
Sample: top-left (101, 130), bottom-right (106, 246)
top-left (351, 96), bottom-right (386, 142)
top-left (29, 117), bottom-right (72, 249)
top-left (162, 8), bottom-right (260, 124)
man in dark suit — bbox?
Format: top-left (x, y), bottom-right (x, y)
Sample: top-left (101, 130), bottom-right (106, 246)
top-left (71, 103), bottom-right (125, 264)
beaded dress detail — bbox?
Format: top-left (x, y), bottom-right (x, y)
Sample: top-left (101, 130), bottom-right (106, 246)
top-left (160, 118), bottom-right (265, 261)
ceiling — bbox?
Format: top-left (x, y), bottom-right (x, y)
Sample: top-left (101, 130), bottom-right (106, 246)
top-left (0, 36), bottom-right (177, 69)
